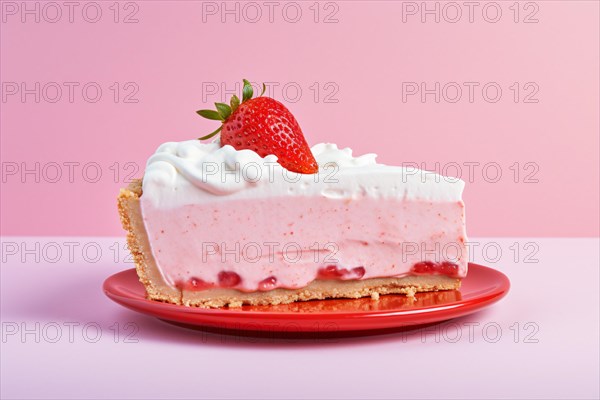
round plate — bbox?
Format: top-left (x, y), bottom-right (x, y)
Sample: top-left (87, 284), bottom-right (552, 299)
top-left (103, 263), bottom-right (509, 336)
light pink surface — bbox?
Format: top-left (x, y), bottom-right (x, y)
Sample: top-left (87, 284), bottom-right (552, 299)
top-left (142, 197), bottom-right (467, 290)
top-left (1, 237), bottom-right (598, 399)
top-left (1, 1), bottom-right (599, 237)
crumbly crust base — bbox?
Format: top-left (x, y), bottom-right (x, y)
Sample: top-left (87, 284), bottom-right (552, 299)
top-left (118, 180), bottom-right (461, 309)
top-left (182, 275), bottom-right (460, 308)
top-left (118, 179), bottom-right (181, 304)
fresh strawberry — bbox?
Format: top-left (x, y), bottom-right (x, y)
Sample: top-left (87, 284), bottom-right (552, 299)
top-left (197, 79), bottom-right (318, 174)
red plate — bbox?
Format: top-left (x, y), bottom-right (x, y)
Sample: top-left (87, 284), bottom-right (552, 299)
top-left (103, 263), bottom-right (509, 336)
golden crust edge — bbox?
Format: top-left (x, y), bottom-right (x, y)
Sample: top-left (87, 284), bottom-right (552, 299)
top-left (117, 179), bottom-right (181, 304)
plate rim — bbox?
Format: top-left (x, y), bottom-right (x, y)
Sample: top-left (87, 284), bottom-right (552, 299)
top-left (103, 263), bottom-right (510, 320)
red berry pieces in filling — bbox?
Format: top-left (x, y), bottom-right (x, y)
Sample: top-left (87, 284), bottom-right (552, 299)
top-left (190, 277), bottom-right (211, 290)
top-left (258, 276), bottom-right (277, 291)
top-left (317, 265), bottom-right (366, 280)
top-left (349, 267), bottom-right (366, 279)
top-left (411, 261), bottom-right (459, 277)
top-left (177, 277), bottom-right (214, 291)
top-left (218, 271), bottom-right (242, 287)
top-left (318, 265), bottom-right (346, 279)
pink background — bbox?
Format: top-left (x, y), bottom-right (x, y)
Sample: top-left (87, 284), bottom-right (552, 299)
top-left (1, 1), bottom-right (599, 237)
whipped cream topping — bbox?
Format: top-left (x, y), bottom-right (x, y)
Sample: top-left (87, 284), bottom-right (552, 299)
top-left (142, 140), bottom-right (465, 209)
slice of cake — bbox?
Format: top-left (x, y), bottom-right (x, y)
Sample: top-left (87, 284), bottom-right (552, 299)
top-left (118, 80), bottom-right (468, 308)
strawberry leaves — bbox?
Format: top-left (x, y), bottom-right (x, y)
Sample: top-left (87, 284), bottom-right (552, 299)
top-left (242, 79), bottom-right (253, 102)
top-left (196, 103), bottom-right (230, 139)
top-left (197, 79), bottom-right (260, 140)
top-left (230, 95), bottom-right (240, 112)
top-left (215, 103), bottom-right (232, 120)
top-left (196, 109), bottom-right (221, 120)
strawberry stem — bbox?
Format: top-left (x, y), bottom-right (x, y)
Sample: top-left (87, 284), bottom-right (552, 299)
top-left (198, 125), bottom-right (222, 141)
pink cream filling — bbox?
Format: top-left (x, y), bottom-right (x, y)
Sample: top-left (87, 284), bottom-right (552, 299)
top-left (141, 197), bottom-right (468, 292)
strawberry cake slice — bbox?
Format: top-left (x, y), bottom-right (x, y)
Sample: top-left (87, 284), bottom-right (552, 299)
top-left (118, 80), bottom-right (468, 308)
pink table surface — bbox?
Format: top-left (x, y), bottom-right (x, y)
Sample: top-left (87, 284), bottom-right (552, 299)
top-left (1, 237), bottom-right (599, 399)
